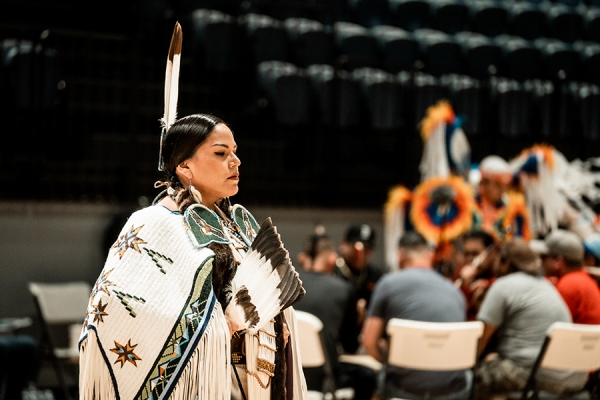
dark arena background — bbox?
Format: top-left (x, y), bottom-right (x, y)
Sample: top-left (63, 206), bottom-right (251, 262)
top-left (2, 0), bottom-right (599, 208)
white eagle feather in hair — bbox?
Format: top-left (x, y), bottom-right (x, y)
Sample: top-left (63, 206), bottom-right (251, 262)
top-left (158, 22), bottom-right (182, 172)
top-left (225, 218), bottom-right (305, 332)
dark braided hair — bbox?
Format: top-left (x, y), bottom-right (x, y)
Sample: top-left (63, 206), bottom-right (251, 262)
top-left (161, 113), bottom-right (226, 213)
top-left (161, 113), bottom-right (236, 307)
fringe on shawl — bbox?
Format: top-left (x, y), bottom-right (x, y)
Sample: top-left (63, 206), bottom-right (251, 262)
top-left (79, 306), bottom-right (231, 400)
top-left (80, 330), bottom-right (118, 400)
top-left (283, 307), bottom-right (309, 400)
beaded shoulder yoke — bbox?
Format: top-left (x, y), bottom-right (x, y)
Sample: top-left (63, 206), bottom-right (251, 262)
top-left (184, 203), bottom-right (260, 248)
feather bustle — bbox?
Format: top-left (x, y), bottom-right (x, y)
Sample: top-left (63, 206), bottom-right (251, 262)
top-left (231, 218), bottom-right (305, 330)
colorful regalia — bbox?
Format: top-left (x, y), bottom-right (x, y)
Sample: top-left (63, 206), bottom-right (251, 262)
top-left (509, 144), bottom-right (600, 259)
top-left (472, 191), bottom-right (531, 242)
top-left (384, 101), bottom-right (474, 270)
top-left (384, 176), bottom-right (476, 270)
top-left (419, 100), bottom-right (471, 182)
top-left (472, 155), bottom-right (531, 242)
top-left (79, 202), bottom-right (308, 400)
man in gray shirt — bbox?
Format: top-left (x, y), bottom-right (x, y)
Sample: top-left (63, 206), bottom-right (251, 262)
top-left (362, 231), bottom-right (469, 399)
top-left (476, 237), bottom-right (588, 397)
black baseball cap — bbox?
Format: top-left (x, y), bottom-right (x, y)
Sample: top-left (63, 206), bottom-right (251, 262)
top-left (345, 224), bottom-right (375, 247)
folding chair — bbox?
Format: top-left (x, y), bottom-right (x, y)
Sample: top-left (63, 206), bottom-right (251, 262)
top-left (385, 318), bottom-right (484, 400)
top-left (28, 281), bottom-right (91, 400)
top-left (295, 310), bottom-right (354, 400)
top-left (518, 322), bottom-right (600, 400)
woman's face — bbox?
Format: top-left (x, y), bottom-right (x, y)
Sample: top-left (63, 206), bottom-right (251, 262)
top-left (177, 123), bottom-right (241, 208)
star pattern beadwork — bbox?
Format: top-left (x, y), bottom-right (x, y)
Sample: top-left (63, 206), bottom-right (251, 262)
top-left (113, 225), bottom-right (147, 259)
top-left (91, 269), bottom-right (115, 299)
top-left (90, 299), bottom-right (108, 323)
top-left (111, 339), bottom-right (142, 368)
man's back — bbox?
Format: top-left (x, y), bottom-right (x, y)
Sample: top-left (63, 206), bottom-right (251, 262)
top-left (478, 272), bottom-right (571, 366)
top-left (477, 271), bottom-right (587, 390)
top-left (296, 269), bottom-right (359, 356)
top-left (370, 268), bottom-right (466, 323)
top-left (367, 267), bottom-right (467, 395)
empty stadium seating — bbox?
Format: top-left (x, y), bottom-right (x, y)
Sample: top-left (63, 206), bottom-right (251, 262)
top-left (3, 0), bottom-right (600, 206)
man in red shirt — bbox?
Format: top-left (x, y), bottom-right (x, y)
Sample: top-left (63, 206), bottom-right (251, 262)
top-left (544, 229), bottom-right (600, 324)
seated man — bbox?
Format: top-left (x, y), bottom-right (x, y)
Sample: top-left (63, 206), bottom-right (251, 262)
top-left (362, 231), bottom-right (469, 400)
top-left (335, 223), bottom-right (384, 327)
top-left (296, 231), bottom-right (377, 400)
top-left (454, 230), bottom-right (497, 320)
top-left (544, 229), bottom-right (600, 324)
top-left (475, 238), bottom-right (589, 397)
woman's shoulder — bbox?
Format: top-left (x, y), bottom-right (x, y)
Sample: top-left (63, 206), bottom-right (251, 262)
top-left (113, 205), bottom-right (186, 244)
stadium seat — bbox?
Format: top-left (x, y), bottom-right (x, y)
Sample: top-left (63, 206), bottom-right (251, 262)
top-left (428, 0), bottom-right (470, 35)
top-left (178, 0), bottom-right (239, 16)
top-left (577, 83), bottom-right (600, 140)
top-left (528, 79), bottom-right (577, 139)
top-left (240, 13), bottom-right (290, 65)
top-left (333, 22), bottom-right (379, 69)
top-left (412, 72), bottom-right (449, 126)
top-left (496, 35), bottom-right (543, 81)
top-left (583, 6), bottom-right (600, 43)
top-left (491, 77), bottom-right (533, 137)
top-left (414, 29), bottom-right (463, 76)
top-left (468, 0), bottom-right (509, 38)
top-left (534, 38), bottom-right (581, 81)
top-left (389, 0), bottom-right (431, 31)
top-left (574, 40), bottom-right (600, 84)
top-left (2, 39), bottom-right (60, 109)
top-left (508, 2), bottom-right (547, 41)
top-left (544, 3), bottom-right (584, 43)
top-left (306, 64), bottom-right (362, 128)
top-left (256, 61), bottom-right (312, 126)
top-left (554, 0), bottom-right (583, 8)
top-left (348, 0), bottom-right (391, 28)
top-left (353, 67), bottom-right (404, 130)
top-left (455, 31), bottom-right (503, 79)
top-left (191, 9), bottom-right (242, 72)
top-left (284, 17), bottom-right (333, 67)
top-left (240, 0), bottom-right (311, 21)
top-left (442, 74), bottom-right (484, 136)
top-left (371, 25), bottom-right (420, 73)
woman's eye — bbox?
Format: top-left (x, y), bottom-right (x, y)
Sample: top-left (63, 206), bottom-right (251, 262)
top-left (215, 152), bottom-right (225, 157)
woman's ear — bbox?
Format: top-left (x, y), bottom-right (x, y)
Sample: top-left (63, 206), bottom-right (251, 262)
top-left (176, 160), bottom-right (192, 184)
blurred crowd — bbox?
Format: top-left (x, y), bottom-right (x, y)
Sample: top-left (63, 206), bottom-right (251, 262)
top-left (292, 100), bottom-right (600, 400)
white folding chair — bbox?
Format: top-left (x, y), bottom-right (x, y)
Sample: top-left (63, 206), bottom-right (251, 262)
top-left (385, 318), bottom-right (484, 400)
top-left (295, 310), bottom-right (355, 400)
top-left (518, 322), bottom-right (600, 400)
top-left (29, 281), bottom-right (91, 400)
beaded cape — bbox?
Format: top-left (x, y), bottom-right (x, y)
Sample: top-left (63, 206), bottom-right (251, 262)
top-left (78, 203), bottom-right (307, 400)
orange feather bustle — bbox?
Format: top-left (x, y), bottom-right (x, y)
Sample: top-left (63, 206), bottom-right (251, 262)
top-left (410, 176), bottom-right (475, 245)
top-left (384, 185), bottom-right (413, 218)
top-left (419, 100), bottom-right (455, 141)
top-left (517, 143), bottom-right (556, 170)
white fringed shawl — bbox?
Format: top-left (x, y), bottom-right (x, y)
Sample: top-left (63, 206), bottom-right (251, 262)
top-left (79, 205), bottom-right (231, 400)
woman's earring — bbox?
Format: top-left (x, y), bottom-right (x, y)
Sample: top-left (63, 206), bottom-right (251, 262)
top-left (188, 179), bottom-right (202, 204)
